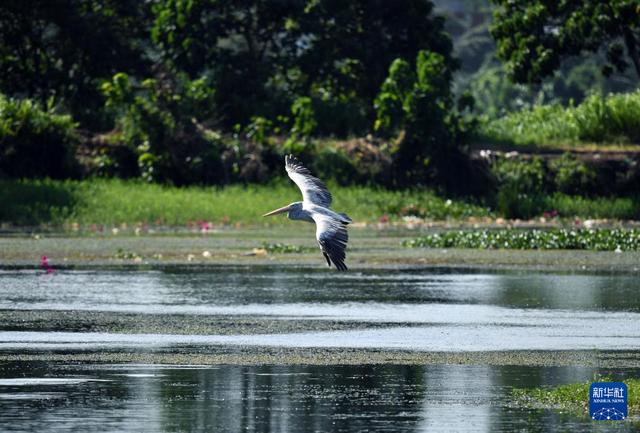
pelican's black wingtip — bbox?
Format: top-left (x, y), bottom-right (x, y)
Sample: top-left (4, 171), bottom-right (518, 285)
top-left (286, 154), bottom-right (298, 164)
top-left (322, 251), bottom-right (331, 267)
top-left (334, 261), bottom-right (348, 271)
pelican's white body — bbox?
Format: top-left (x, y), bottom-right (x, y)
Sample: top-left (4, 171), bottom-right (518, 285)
top-left (287, 202), bottom-right (351, 225)
top-left (263, 155), bottom-right (351, 270)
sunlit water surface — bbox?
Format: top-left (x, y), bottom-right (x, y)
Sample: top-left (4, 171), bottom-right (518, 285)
top-left (1, 266), bottom-right (639, 432)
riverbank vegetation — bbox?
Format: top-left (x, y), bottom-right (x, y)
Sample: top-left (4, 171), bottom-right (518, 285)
top-left (1, 1), bottom-right (639, 228)
top-left (477, 91), bottom-right (640, 148)
top-left (3, 178), bottom-right (640, 230)
top-left (0, 178), bottom-right (489, 227)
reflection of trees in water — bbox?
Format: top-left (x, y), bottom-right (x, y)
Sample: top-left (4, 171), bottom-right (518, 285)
top-left (156, 267), bottom-right (471, 305)
top-left (419, 364), bottom-right (603, 432)
top-left (492, 274), bottom-right (640, 311)
top-left (0, 361), bottom-right (138, 431)
top-left (157, 268), bottom-right (540, 306)
top-left (488, 365), bottom-right (599, 432)
top-left (420, 365), bottom-right (492, 431)
top-left (154, 267), bottom-right (640, 315)
top-left (158, 365), bottom-right (426, 432)
top-left (0, 363), bottom-right (622, 432)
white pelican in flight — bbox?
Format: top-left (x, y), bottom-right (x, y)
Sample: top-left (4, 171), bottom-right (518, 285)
top-left (263, 155), bottom-right (351, 270)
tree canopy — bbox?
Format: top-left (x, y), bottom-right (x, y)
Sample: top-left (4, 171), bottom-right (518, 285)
top-left (0, 0), bottom-right (458, 134)
top-left (0, 0), bottom-right (150, 126)
top-left (151, 0), bottom-right (456, 132)
top-left (3, 0), bottom-right (637, 195)
top-left (0, 0), bottom-right (467, 187)
top-left (490, 0), bottom-right (640, 83)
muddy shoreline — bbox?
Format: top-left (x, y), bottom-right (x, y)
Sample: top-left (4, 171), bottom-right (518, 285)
top-left (2, 233), bottom-right (640, 273)
top-left (1, 309), bottom-right (639, 367)
top-left (0, 347), bottom-right (638, 367)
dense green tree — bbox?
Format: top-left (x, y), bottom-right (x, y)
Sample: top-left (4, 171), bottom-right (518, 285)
top-left (151, 0), bottom-right (456, 132)
top-left (0, 0), bottom-right (151, 127)
top-left (297, 0), bottom-right (455, 127)
top-left (0, 0), bottom-right (484, 186)
top-left (374, 51), bottom-right (484, 193)
top-left (0, 95), bottom-right (79, 179)
top-left (101, 71), bottom-right (222, 185)
top-left (490, 0), bottom-right (640, 84)
top-left (152, 0), bottom-right (308, 126)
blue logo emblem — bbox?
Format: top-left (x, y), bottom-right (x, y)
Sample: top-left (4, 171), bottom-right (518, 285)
top-left (590, 382), bottom-right (627, 421)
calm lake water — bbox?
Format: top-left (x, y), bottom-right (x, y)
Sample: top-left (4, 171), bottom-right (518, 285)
top-left (0, 266), bottom-right (639, 432)
top-left (1, 362), bottom-right (639, 433)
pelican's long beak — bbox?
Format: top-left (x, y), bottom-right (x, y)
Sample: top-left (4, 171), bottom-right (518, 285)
top-left (263, 204), bottom-right (293, 217)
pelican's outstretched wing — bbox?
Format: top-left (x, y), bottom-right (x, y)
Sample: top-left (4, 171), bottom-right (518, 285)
top-left (285, 154), bottom-right (332, 207)
top-left (313, 213), bottom-right (348, 271)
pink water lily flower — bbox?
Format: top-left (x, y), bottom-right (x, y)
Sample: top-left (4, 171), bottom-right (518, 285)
top-left (41, 255), bottom-right (54, 274)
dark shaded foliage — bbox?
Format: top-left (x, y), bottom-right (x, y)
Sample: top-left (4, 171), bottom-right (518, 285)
top-left (0, 96), bottom-right (79, 179)
top-left (0, 179), bottom-right (77, 225)
top-left (0, 0), bottom-right (151, 128)
top-left (487, 153), bottom-right (640, 219)
top-left (151, 0), bottom-right (455, 132)
top-left (374, 50), bottom-right (491, 196)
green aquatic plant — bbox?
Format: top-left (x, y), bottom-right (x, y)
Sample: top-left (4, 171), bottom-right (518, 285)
top-left (512, 378), bottom-right (640, 417)
top-left (403, 228), bottom-right (640, 251)
top-left (113, 248), bottom-right (143, 260)
top-left (261, 242), bottom-right (314, 254)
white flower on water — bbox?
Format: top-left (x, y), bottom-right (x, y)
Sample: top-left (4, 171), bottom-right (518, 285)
top-left (202, 250), bottom-right (212, 258)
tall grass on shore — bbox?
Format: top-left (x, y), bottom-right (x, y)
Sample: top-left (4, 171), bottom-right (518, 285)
top-left (545, 194), bottom-right (640, 220)
top-left (0, 178), bottom-right (488, 227)
top-left (1, 179), bottom-right (638, 228)
top-left (478, 90), bottom-right (640, 147)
